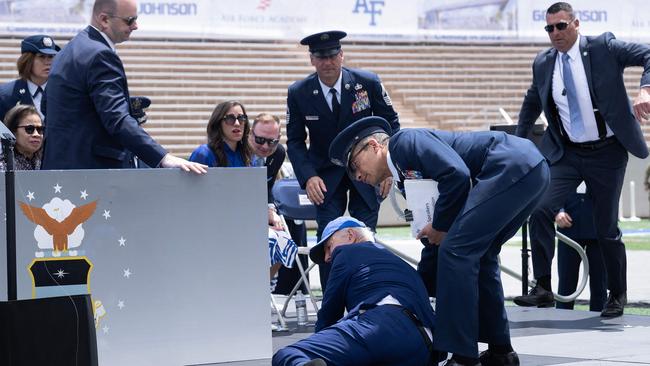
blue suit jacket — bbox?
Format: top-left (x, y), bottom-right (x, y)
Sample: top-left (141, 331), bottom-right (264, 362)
top-left (286, 67), bottom-right (399, 207)
top-left (558, 191), bottom-right (596, 240)
top-left (316, 241), bottom-right (436, 333)
top-left (42, 26), bottom-right (166, 169)
top-left (0, 79), bottom-right (35, 120)
top-left (516, 32), bottom-right (650, 163)
top-left (389, 129), bottom-right (545, 232)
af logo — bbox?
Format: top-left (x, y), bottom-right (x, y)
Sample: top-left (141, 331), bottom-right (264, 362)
top-left (19, 185), bottom-right (124, 332)
top-left (353, 0), bottom-right (385, 26)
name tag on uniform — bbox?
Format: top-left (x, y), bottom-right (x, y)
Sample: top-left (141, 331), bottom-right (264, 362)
top-left (305, 115), bottom-right (319, 121)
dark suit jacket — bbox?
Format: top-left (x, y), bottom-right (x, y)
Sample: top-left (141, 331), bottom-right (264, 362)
top-left (389, 129), bottom-right (545, 232)
top-left (315, 241), bottom-right (436, 334)
top-left (286, 67), bottom-right (399, 207)
top-left (517, 32), bottom-right (650, 163)
top-left (558, 191), bottom-right (596, 240)
top-left (265, 144), bottom-right (286, 204)
top-left (0, 79), bottom-right (35, 120)
top-left (42, 26), bottom-right (166, 169)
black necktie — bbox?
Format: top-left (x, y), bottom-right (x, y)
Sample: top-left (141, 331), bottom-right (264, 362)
top-left (33, 86), bottom-right (43, 99)
top-left (330, 88), bottom-right (340, 121)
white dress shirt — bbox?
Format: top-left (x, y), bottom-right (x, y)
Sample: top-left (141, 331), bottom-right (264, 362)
top-left (26, 80), bottom-right (46, 120)
top-left (552, 35), bottom-right (613, 143)
top-left (318, 73), bottom-right (342, 112)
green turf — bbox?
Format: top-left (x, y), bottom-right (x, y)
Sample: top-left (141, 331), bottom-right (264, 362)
top-left (504, 300), bottom-right (650, 316)
top-left (367, 219), bottom-right (650, 250)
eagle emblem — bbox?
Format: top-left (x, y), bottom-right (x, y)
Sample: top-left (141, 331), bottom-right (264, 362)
top-left (20, 199), bottom-right (98, 252)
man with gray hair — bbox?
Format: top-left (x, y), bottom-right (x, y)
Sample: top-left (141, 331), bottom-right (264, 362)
top-left (273, 216), bottom-right (441, 366)
top-left (43, 0), bottom-right (206, 173)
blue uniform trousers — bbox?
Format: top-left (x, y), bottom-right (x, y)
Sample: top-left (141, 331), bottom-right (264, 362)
top-left (316, 175), bottom-right (378, 290)
top-left (529, 142), bottom-right (628, 294)
top-left (556, 239), bottom-right (607, 311)
top-left (434, 161), bottom-right (550, 357)
top-left (272, 305), bottom-right (432, 366)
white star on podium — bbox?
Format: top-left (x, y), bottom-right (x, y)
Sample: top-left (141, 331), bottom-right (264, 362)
top-left (26, 191), bottom-right (35, 201)
top-left (118, 237), bottom-right (126, 246)
top-left (103, 210), bottom-right (111, 219)
top-left (53, 183), bottom-right (62, 193)
top-left (123, 268), bottom-right (132, 278)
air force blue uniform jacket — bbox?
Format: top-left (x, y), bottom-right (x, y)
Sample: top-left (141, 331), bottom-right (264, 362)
top-left (389, 129), bottom-right (549, 358)
top-left (273, 242), bottom-right (438, 366)
top-left (286, 67), bottom-right (399, 208)
top-left (0, 79), bottom-right (36, 120)
top-left (42, 26), bottom-right (166, 169)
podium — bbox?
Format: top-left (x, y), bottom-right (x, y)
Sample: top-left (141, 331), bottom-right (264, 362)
top-left (0, 295), bottom-right (98, 366)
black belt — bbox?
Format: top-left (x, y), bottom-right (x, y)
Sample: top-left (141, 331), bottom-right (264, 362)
top-left (377, 304), bottom-right (438, 365)
top-left (564, 136), bottom-right (617, 150)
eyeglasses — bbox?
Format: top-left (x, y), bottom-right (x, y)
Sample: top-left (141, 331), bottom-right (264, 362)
top-left (17, 125), bottom-right (45, 135)
top-left (107, 13), bottom-right (138, 26)
top-left (347, 142), bottom-right (370, 180)
top-left (252, 132), bottom-right (280, 147)
top-left (544, 19), bottom-right (574, 33)
top-left (222, 114), bottom-right (248, 125)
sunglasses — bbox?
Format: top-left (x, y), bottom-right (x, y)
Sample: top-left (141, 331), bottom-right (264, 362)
top-left (222, 114), bottom-right (248, 125)
top-left (107, 13), bottom-right (138, 26)
top-left (17, 125), bottom-right (45, 135)
top-left (544, 20), bottom-right (573, 33)
top-left (253, 132), bottom-right (280, 147)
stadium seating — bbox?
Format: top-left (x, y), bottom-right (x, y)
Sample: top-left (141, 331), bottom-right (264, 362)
top-left (0, 36), bottom-right (646, 157)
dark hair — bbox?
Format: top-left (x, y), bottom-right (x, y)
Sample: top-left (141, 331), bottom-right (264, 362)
top-left (16, 52), bottom-right (36, 80)
top-left (206, 101), bottom-right (252, 167)
top-left (3, 104), bottom-right (41, 133)
top-left (252, 113), bottom-right (281, 135)
top-left (547, 2), bottom-right (574, 17)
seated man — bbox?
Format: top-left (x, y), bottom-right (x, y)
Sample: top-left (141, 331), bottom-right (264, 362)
top-left (273, 216), bottom-right (441, 366)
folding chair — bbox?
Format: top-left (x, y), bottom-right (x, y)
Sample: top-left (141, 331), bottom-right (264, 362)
top-left (271, 178), bottom-right (320, 317)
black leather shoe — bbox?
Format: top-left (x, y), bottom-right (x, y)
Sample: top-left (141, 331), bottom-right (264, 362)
top-left (443, 357), bottom-right (480, 366)
top-left (513, 284), bottom-right (554, 307)
top-left (302, 359), bottom-right (326, 366)
top-left (479, 350), bottom-right (520, 366)
top-left (601, 292), bottom-right (626, 318)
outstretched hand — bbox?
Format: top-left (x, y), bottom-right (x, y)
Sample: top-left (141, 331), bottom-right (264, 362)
top-left (160, 154), bottom-right (208, 174)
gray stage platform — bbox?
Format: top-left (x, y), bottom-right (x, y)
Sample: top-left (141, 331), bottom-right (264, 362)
top-left (212, 306), bottom-right (650, 365)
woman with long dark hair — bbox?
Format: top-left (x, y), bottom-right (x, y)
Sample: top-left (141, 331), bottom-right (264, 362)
top-left (189, 100), bottom-right (253, 167)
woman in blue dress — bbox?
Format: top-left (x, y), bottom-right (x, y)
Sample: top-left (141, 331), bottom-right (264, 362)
top-left (189, 100), bottom-right (253, 167)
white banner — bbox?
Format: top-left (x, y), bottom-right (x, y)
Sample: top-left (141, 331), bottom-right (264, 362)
top-left (0, 0), bottom-right (649, 42)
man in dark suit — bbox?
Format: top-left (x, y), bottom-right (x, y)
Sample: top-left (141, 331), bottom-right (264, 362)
top-left (273, 216), bottom-right (440, 366)
top-left (42, 0), bottom-right (205, 173)
top-left (0, 34), bottom-right (60, 120)
top-left (249, 113), bottom-right (308, 293)
top-left (329, 116), bottom-right (550, 366)
top-left (555, 185), bottom-right (607, 312)
top-left (513, 2), bottom-right (650, 317)
top-left (286, 30), bottom-right (400, 289)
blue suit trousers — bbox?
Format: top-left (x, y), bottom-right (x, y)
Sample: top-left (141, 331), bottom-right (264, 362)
top-left (434, 161), bottom-right (550, 357)
top-left (272, 305), bottom-right (433, 366)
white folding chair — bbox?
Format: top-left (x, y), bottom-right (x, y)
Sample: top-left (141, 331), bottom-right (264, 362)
top-left (271, 179), bottom-right (320, 317)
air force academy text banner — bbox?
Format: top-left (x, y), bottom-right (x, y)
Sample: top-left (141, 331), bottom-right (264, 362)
top-left (0, 0), bottom-right (649, 42)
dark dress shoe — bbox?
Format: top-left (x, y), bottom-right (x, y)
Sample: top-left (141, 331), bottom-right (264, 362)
top-left (601, 292), bottom-right (626, 318)
top-left (479, 350), bottom-right (520, 366)
top-left (443, 357), bottom-right (480, 366)
top-left (513, 284), bottom-right (554, 307)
